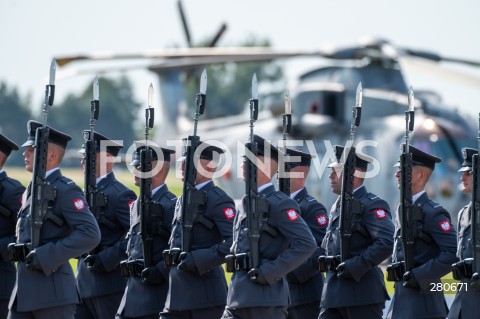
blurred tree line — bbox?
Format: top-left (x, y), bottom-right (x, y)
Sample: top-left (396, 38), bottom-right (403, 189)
top-left (0, 76), bottom-right (140, 167)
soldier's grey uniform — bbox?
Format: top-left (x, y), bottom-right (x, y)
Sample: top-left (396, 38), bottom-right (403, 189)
top-left (76, 171), bottom-right (136, 319)
top-left (223, 183), bottom-right (317, 319)
top-left (8, 121), bottom-right (101, 319)
top-left (9, 169), bottom-right (101, 318)
top-left (160, 180), bottom-right (235, 319)
top-left (116, 184), bottom-right (176, 319)
top-left (320, 186), bottom-right (394, 319)
top-left (448, 203), bottom-right (480, 319)
top-left (287, 187), bottom-right (328, 319)
top-left (388, 193), bottom-right (458, 318)
top-left (448, 147), bottom-right (480, 319)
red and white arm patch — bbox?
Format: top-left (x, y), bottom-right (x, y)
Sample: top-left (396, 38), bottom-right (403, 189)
top-left (73, 198), bottom-right (86, 210)
top-left (439, 219), bottom-right (453, 232)
top-left (128, 200), bottom-right (135, 210)
top-left (286, 209), bottom-right (299, 221)
top-left (316, 213), bottom-right (328, 226)
top-left (223, 207), bottom-right (236, 219)
top-left (375, 209), bottom-right (387, 219)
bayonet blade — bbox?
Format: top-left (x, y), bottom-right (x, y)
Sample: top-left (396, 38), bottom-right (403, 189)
top-left (284, 90), bottom-right (291, 114)
top-left (408, 86), bottom-right (414, 112)
top-left (252, 73), bottom-right (258, 100)
top-left (49, 58), bottom-right (56, 85)
top-left (148, 83), bottom-right (154, 107)
top-left (200, 68), bottom-right (207, 94)
top-left (93, 76), bottom-right (99, 100)
top-left (355, 82), bottom-right (362, 108)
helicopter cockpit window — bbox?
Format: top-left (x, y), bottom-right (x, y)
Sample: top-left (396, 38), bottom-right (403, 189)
top-left (295, 90), bottom-right (343, 121)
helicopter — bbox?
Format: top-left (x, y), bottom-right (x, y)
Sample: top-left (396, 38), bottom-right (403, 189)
top-left (54, 4), bottom-right (479, 221)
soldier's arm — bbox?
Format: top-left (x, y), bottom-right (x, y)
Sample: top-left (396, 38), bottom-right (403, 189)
top-left (411, 208), bottom-right (458, 289)
top-left (191, 195), bottom-right (235, 275)
top-left (287, 200), bottom-right (328, 282)
top-left (155, 195), bottom-right (177, 281)
top-left (260, 198), bottom-right (316, 284)
top-left (35, 183), bottom-right (101, 275)
top-left (97, 187), bottom-right (137, 271)
top-left (345, 201), bottom-right (395, 282)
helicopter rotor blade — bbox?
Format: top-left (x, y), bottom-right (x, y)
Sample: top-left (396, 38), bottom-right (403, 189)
top-left (177, 0), bottom-right (192, 47)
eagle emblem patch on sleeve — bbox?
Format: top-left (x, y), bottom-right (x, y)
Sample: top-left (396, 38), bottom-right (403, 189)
top-left (316, 213), bottom-right (328, 226)
top-left (223, 207), bottom-right (236, 219)
top-left (375, 209), bottom-right (387, 219)
top-left (73, 198), bottom-right (86, 210)
top-left (439, 219), bottom-right (453, 232)
top-left (286, 209), bottom-right (299, 221)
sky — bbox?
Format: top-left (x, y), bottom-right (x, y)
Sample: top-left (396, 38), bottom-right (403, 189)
top-left (1, 0), bottom-right (480, 121)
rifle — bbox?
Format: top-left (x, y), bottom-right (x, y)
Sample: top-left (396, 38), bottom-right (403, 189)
top-left (278, 90), bottom-right (292, 195)
top-left (139, 84), bottom-right (155, 267)
top-left (471, 113), bottom-right (480, 285)
top-left (339, 82), bottom-right (363, 262)
top-left (180, 69), bottom-right (208, 253)
top-left (30, 59), bottom-right (57, 251)
top-left (82, 77), bottom-right (113, 230)
top-left (398, 87), bottom-right (420, 273)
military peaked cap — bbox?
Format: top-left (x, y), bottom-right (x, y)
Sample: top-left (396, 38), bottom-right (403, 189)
top-left (458, 147), bottom-right (478, 172)
top-left (285, 148), bottom-right (315, 168)
top-left (178, 140), bottom-right (225, 162)
top-left (0, 133), bottom-right (19, 156)
top-left (246, 134), bottom-right (279, 161)
top-left (328, 145), bottom-right (371, 171)
top-left (394, 144), bottom-right (442, 170)
top-left (22, 120), bottom-right (71, 149)
top-left (130, 141), bottom-right (175, 166)
top-left (81, 130), bottom-right (123, 157)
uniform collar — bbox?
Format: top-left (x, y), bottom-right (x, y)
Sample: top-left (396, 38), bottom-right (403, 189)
top-left (291, 187), bottom-right (306, 200)
top-left (196, 180), bottom-right (213, 190)
top-left (97, 171), bottom-right (115, 188)
top-left (152, 184), bottom-right (165, 196)
top-left (353, 185), bottom-right (367, 199)
top-left (412, 190), bottom-right (426, 204)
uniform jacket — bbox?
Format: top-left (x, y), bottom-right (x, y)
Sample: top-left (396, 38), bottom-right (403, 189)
top-left (226, 184), bottom-right (317, 309)
top-left (9, 169), bottom-right (100, 312)
top-left (287, 187), bottom-right (328, 307)
top-left (0, 171), bottom-right (25, 300)
top-left (388, 191), bottom-right (458, 319)
top-left (165, 180), bottom-right (235, 311)
top-left (76, 171), bottom-right (136, 298)
top-left (117, 185), bottom-right (176, 317)
top-left (320, 185), bottom-right (394, 308)
top-left (447, 202), bottom-right (480, 319)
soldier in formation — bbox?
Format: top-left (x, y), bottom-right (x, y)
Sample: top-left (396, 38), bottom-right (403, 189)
top-left (8, 121), bottom-right (101, 319)
top-left (284, 148), bottom-right (328, 319)
top-left (448, 147), bottom-right (480, 319)
top-left (116, 143), bottom-right (177, 319)
top-left (222, 135), bottom-right (316, 319)
top-left (161, 142), bottom-right (236, 319)
top-left (387, 145), bottom-right (458, 319)
top-left (319, 145), bottom-right (394, 319)
top-left (0, 134), bottom-right (25, 319)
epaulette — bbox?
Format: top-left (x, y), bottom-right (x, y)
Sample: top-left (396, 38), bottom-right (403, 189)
top-left (164, 191), bottom-right (177, 201)
top-left (110, 180), bottom-right (129, 192)
top-left (271, 191), bottom-right (287, 200)
top-left (210, 185), bottom-right (227, 198)
top-left (366, 193), bottom-right (379, 201)
top-left (425, 198), bottom-right (442, 209)
top-left (59, 175), bottom-right (74, 185)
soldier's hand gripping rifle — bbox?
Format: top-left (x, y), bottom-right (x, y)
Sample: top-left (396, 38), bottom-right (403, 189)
top-left (471, 113), bottom-right (480, 287)
top-left (139, 84), bottom-right (156, 268)
top-left (180, 69), bottom-right (209, 254)
top-left (82, 77), bottom-right (112, 232)
top-left (9, 60), bottom-right (58, 262)
top-left (279, 91), bottom-right (292, 195)
top-left (338, 83), bottom-right (363, 263)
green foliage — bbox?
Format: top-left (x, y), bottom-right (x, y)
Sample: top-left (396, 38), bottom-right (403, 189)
top-left (184, 36), bottom-right (286, 119)
top-left (49, 76), bottom-right (141, 153)
top-left (0, 82), bottom-right (32, 166)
